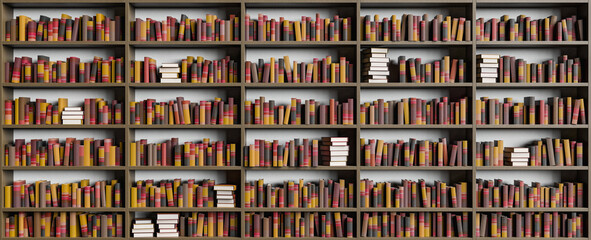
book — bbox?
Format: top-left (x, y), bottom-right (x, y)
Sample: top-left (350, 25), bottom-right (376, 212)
top-left (245, 97), bottom-right (354, 125)
top-left (321, 137), bottom-right (349, 166)
top-left (4, 179), bottom-right (121, 208)
top-left (131, 14), bottom-right (239, 41)
top-left (131, 179), bottom-right (224, 208)
top-left (6, 14), bottom-right (123, 42)
top-left (214, 184), bottom-right (236, 208)
top-left (476, 54), bottom-right (581, 83)
top-left (130, 97), bottom-right (236, 125)
top-left (476, 179), bottom-right (584, 208)
top-left (5, 212), bottom-right (123, 237)
top-left (131, 56), bottom-right (238, 83)
top-left (132, 218), bottom-right (154, 237)
top-left (6, 55), bottom-right (124, 83)
top-left (360, 97), bottom-right (469, 125)
top-left (362, 48), bottom-right (390, 83)
top-left (245, 179), bottom-right (353, 208)
top-left (5, 138), bottom-right (122, 167)
top-left (130, 138), bottom-right (236, 167)
top-left (245, 14), bottom-right (352, 41)
top-left (477, 54), bottom-right (500, 83)
top-left (362, 14), bottom-right (470, 42)
top-left (477, 212), bottom-right (583, 237)
top-left (245, 56), bottom-right (353, 83)
top-left (362, 137), bottom-right (468, 167)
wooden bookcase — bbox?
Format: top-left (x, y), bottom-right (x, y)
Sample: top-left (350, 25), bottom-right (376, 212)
top-left (0, 0), bottom-right (589, 239)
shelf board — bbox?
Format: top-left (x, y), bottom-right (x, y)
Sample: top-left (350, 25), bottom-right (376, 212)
top-left (3, 83), bottom-right (125, 88)
top-left (3, 125), bottom-right (126, 129)
top-left (476, 166), bottom-right (588, 171)
top-left (128, 124), bottom-right (240, 129)
top-left (360, 166), bottom-right (472, 171)
top-left (246, 207), bottom-right (357, 212)
top-left (129, 166), bottom-right (242, 170)
top-left (130, 207), bottom-right (239, 212)
top-left (476, 83), bottom-right (588, 88)
top-left (476, 124), bottom-right (588, 129)
top-left (130, 41), bottom-right (240, 47)
top-left (244, 41), bottom-right (357, 48)
top-left (4, 207), bottom-right (124, 212)
top-left (476, 207), bottom-right (588, 212)
top-left (360, 83), bottom-right (472, 88)
top-left (2, 166), bottom-right (125, 171)
top-left (246, 83), bottom-right (357, 88)
top-left (361, 41), bottom-right (472, 47)
top-left (360, 124), bottom-right (472, 129)
top-left (361, 207), bottom-right (472, 212)
top-left (2, 41), bottom-right (125, 48)
top-left (245, 166), bottom-right (356, 171)
top-left (129, 83), bottom-right (241, 88)
top-left (476, 41), bottom-right (588, 47)
top-left (245, 124), bottom-right (357, 129)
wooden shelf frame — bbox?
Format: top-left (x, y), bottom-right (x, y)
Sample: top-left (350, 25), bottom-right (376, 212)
top-left (0, 0), bottom-right (589, 239)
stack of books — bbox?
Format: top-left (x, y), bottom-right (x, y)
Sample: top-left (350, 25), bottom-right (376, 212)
top-left (362, 48), bottom-right (390, 83)
top-left (61, 107), bottom-right (83, 125)
top-left (503, 147), bottom-right (529, 166)
top-left (320, 137), bottom-right (349, 166)
top-left (156, 213), bottom-right (179, 237)
top-left (159, 63), bottom-right (181, 83)
top-left (132, 218), bottom-right (154, 238)
top-left (477, 54), bottom-right (500, 83)
top-left (214, 184), bottom-right (236, 208)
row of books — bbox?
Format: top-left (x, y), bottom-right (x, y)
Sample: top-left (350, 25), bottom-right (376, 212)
top-left (393, 56), bottom-right (466, 83)
top-left (362, 212), bottom-right (469, 237)
top-left (7, 14), bottom-right (122, 42)
top-left (361, 179), bottom-right (468, 208)
top-left (475, 97), bottom-right (586, 125)
top-left (129, 138), bottom-right (237, 167)
top-left (130, 179), bottom-right (235, 208)
top-left (4, 98), bottom-right (122, 125)
top-left (5, 179), bottom-right (121, 208)
top-left (244, 179), bottom-right (353, 208)
top-left (362, 14), bottom-right (470, 42)
top-left (245, 97), bottom-right (355, 125)
top-left (361, 138), bottom-right (468, 167)
top-left (476, 179), bottom-right (584, 208)
top-left (245, 212), bottom-right (353, 237)
top-left (131, 15), bottom-right (239, 41)
top-left (476, 212), bottom-right (583, 238)
top-left (5, 212), bottom-right (123, 238)
top-left (245, 14), bottom-right (352, 42)
top-left (477, 54), bottom-right (582, 83)
top-left (130, 97), bottom-right (237, 125)
top-left (131, 56), bottom-right (238, 83)
top-left (243, 137), bottom-right (349, 167)
top-left (133, 212), bottom-right (239, 238)
top-left (6, 56), bottom-right (124, 83)
top-left (360, 97), bottom-right (469, 125)
top-left (245, 56), bottom-right (354, 83)
top-left (476, 15), bottom-right (583, 41)
top-left (476, 138), bottom-right (583, 167)
top-left (5, 138), bottom-right (122, 167)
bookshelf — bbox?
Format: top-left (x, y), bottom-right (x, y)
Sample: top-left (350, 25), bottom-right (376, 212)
top-left (0, 0), bottom-right (588, 239)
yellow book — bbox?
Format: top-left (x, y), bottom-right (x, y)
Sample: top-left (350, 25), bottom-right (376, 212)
top-left (270, 57), bottom-right (276, 83)
top-left (19, 16), bottom-right (28, 41)
top-left (340, 57), bottom-right (346, 83)
top-left (83, 138), bottom-right (91, 166)
top-left (330, 63), bottom-right (336, 83)
top-left (105, 185), bottom-right (112, 207)
top-left (131, 187), bottom-right (137, 207)
top-left (130, 142), bottom-right (136, 166)
top-left (4, 186), bottom-right (12, 208)
top-left (294, 21), bottom-right (302, 41)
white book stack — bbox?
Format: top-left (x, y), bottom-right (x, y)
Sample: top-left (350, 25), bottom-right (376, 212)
top-left (156, 213), bottom-right (179, 237)
top-left (477, 54), bottom-right (500, 83)
top-left (362, 48), bottom-right (390, 83)
top-left (61, 107), bottom-right (83, 125)
top-left (320, 137), bottom-right (349, 166)
top-left (132, 218), bottom-right (154, 238)
top-left (160, 63), bottom-right (181, 83)
top-left (503, 147), bottom-right (530, 166)
top-left (214, 184), bottom-right (236, 208)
